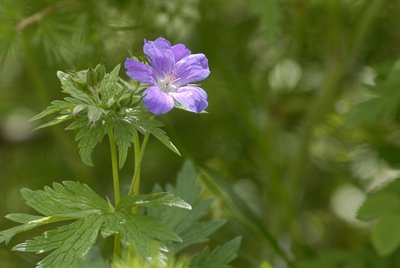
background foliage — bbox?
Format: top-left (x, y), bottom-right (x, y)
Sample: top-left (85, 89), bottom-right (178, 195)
top-left (1, 0), bottom-right (400, 267)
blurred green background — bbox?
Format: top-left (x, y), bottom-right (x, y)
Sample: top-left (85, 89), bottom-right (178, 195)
top-left (1, 0), bottom-right (400, 267)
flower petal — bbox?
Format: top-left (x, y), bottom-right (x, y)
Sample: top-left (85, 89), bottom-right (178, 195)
top-left (172, 44), bottom-right (191, 62)
top-left (143, 37), bottom-right (175, 76)
top-left (124, 58), bottom-right (156, 85)
top-left (170, 86), bottom-right (208, 113)
top-left (143, 86), bottom-right (174, 114)
top-left (173, 53), bottom-right (210, 86)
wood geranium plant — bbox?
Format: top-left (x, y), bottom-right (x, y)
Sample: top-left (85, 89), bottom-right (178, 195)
top-left (0, 38), bottom-right (240, 268)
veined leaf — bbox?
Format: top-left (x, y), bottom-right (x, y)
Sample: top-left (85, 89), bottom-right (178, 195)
top-left (57, 71), bottom-right (95, 105)
top-left (111, 118), bottom-right (136, 169)
top-left (5, 213), bottom-right (42, 224)
top-left (98, 64), bottom-right (122, 103)
top-left (21, 181), bottom-right (109, 216)
top-left (75, 122), bottom-right (108, 166)
top-left (147, 161), bottom-right (226, 255)
top-left (117, 192), bottom-right (192, 210)
top-left (30, 100), bottom-right (74, 122)
top-left (125, 109), bottom-right (180, 156)
top-left (102, 211), bottom-right (181, 266)
top-left (14, 216), bottom-right (104, 268)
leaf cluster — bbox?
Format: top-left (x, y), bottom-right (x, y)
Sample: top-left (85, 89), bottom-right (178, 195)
top-left (0, 181), bottom-right (191, 268)
top-left (146, 161), bottom-right (241, 268)
top-left (31, 64), bottom-right (180, 168)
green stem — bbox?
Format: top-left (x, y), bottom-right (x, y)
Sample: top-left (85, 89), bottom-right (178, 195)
top-left (108, 130), bottom-right (121, 259)
top-left (129, 131), bottom-right (150, 197)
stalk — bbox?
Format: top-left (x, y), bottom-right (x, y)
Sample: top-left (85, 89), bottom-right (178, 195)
top-left (108, 130), bottom-right (121, 259)
top-left (129, 131), bottom-right (150, 198)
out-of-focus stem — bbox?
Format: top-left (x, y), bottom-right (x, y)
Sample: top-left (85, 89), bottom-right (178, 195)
top-left (285, 0), bottom-right (387, 210)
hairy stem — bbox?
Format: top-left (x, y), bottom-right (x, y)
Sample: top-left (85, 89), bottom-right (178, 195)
top-left (108, 130), bottom-right (121, 259)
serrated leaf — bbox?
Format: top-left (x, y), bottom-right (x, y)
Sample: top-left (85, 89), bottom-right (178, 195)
top-left (34, 114), bottom-right (74, 131)
top-left (371, 214), bottom-right (400, 256)
top-left (117, 192), bottom-right (192, 210)
top-left (357, 193), bottom-right (400, 221)
top-left (30, 100), bottom-right (74, 122)
top-left (126, 110), bottom-right (180, 156)
top-left (57, 71), bottom-right (95, 105)
top-left (111, 118), bottom-right (135, 169)
top-left (21, 181), bottom-right (109, 216)
top-left (190, 237), bottom-right (241, 268)
top-left (103, 211), bottom-right (180, 266)
top-left (87, 106), bottom-right (104, 125)
top-left (146, 122), bottom-right (180, 156)
top-left (98, 64), bottom-right (121, 103)
top-left (65, 117), bottom-right (88, 130)
top-left (14, 216), bottom-right (104, 268)
top-left (147, 161), bottom-right (225, 255)
top-left (75, 123), bottom-right (108, 166)
top-left (0, 182), bottom-right (113, 267)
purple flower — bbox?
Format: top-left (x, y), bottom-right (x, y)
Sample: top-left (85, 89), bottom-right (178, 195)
top-left (124, 37), bottom-right (210, 114)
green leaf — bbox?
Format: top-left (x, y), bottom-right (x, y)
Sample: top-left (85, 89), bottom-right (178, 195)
top-left (34, 114), bottom-right (74, 131)
top-left (57, 71), bottom-right (95, 105)
top-left (147, 161), bottom-right (225, 254)
top-left (102, 211), bottom-right (181, 266)
top-left (200, 167), bottom-right (287, 263)
top-left (126, 110), bottom-right (180, 156)
top-left (145, 120), bottom-right (180, 156)
top-left (98, 64), bottom-right (122, 103)
top-left (117, 192), bottom-right (192, 210)
top-left (346, 65), bottom-right (400, 127)
top-left (190, 237), bottom-right (241, 268)
top-left (14, 216), bottom-right (104, 268)
top-left (371, 214), bottom-right (400, 256)
top-left (175, 220), bottom-right (226, 253)
top-left (111, 118), bottom-right (136, 169)
top-left (30, 100), bottom-right (74, 122)
top-left (75, 123), bottom-right (108, 166)
top-left (357, 193), bottom-right (400, 221)
top-left (5, 213), bottom-right (42, 224)
top-left (20, 181), bottom-right (109, 216)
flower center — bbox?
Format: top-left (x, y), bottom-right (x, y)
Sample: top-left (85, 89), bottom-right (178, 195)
top-left (157, 74), bottom-right (177, 93)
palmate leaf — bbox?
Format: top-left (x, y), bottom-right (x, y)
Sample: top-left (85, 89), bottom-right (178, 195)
top-left (190, 237), bottom-right (242, 268)
top-left (0, 181), bottom-right (190, 268)
top-left (103, 211), bottom-right (181, 267)
top-left (13, 216), bottom-right (104, 268)
top-left (147, 161), bottom-right (229, 255)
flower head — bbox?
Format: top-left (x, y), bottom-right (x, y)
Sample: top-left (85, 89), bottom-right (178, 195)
top-left (125, 37), bottom-right (210, 114)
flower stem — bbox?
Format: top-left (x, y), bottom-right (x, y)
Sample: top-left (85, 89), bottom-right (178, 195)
top-left (129, 131), bottom-right (150, 199)
top-left (108, 130), bottom-right (121, 260)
